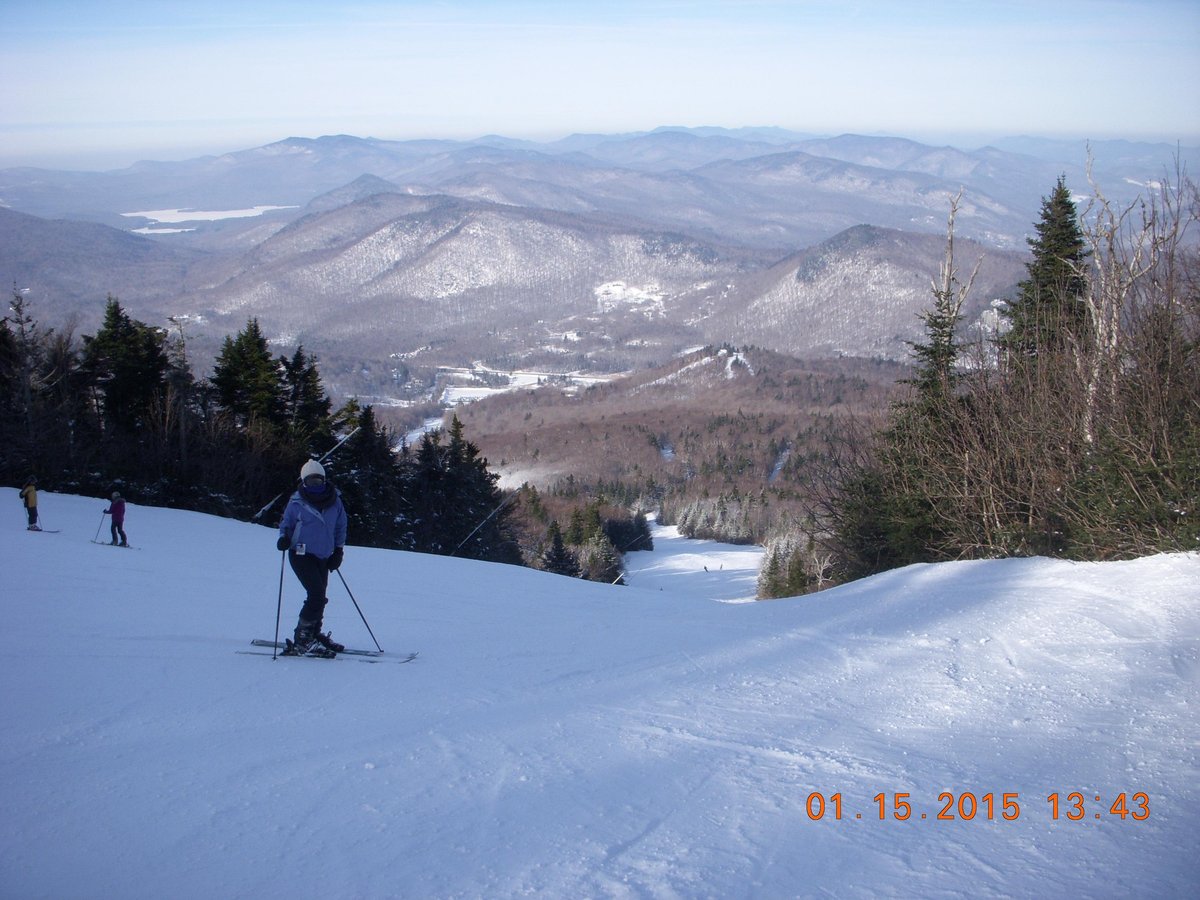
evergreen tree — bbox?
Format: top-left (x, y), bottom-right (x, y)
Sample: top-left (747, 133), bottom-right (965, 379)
top-left (280, 345), bottom-right (331, 444)
top-left (830, 198), bottom-right (977, 578)
top-left (758, 534), bottom-right (824, 599)
top-left (604, 510), bottom-right (654, 552)
top-left (757, 542), bottom-right (784, 598)
top-left (564, 506), bottom-right (587, 545)
top-left (0, 305), bottom-right (22, 426)
top-left (632, 511), bottom-right (653, 551)
top-left (444, 416), bottom-right (517, 561)
top-left (1002, 176), bottom-right (1090, 360)
top-left (582, 502), bottom-right (605, 542)
top-left (905, 271), bottom-right (966, 411)
top-left (39, 324), bottom-right (93, 474)
top-left (443, 415), bottom-right (483, 545)
top-left (407, 429), bottom-right (449, 552)
top-left (405, 416), bottom-right (517, 561)
top-left (80, 296), bottom-right (169, 433)
top-left (0, 292), bottom-right (35, 478)
top-left (163, 318), bottom-right (197, 473)
top-left (522, 484), bottom-right (547, 522)
top-left (3, 287), bottom-right (45, 445)
top-left (335, 405), bottom-right (407, 548)
top-left (210, 319), bottom-right (284, 429)
top-left (541, 521), bottom-right (581, 577)
top-left (578, 534), bottom-right (624, 584)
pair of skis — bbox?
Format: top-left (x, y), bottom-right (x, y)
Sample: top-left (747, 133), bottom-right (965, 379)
top-left (245, 639), bottom-right (418, 664)
top-left (27, 531), bottom-right (138, 547)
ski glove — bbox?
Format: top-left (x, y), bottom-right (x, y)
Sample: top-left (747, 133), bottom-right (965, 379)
top-left (276, 535), bottom-right (290, 552)
top-left (328, 547), bottom-right (344, 571)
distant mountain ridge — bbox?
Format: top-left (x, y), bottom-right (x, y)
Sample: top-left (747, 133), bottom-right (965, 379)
top-left (1, 127), bottom-right (1186, 240)
top-left (0, 127), bottom-right (1187, 399)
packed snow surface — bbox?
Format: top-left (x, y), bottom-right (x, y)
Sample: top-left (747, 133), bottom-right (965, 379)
top-left (3, 490), bottom-right (1198, 898)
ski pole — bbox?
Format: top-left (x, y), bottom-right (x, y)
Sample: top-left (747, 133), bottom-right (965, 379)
top-left (335, 569), bottom-right (383, 653)
top-left (272, 550), bottom-right (286, 660)
top-left (93, 512), bottom-right (108, 542)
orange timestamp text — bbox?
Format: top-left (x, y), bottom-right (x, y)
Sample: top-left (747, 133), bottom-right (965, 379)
top-left (804, 791), bottom-right (1150, 822)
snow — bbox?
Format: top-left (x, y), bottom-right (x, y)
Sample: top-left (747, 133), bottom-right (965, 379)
top-left (3, 489), bottom-right (1198, 898)
top-left (594, 281), bottom-right (667, 316)
top-left (439, 364), bottom-right (618, 405)
top-left (625, 520), bottom-right (762, 604)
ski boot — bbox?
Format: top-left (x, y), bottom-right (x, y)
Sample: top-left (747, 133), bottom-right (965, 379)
top-left (313, 630), bottom-right (345, 654)
top-left (282, 621), bottom-right (336, 658)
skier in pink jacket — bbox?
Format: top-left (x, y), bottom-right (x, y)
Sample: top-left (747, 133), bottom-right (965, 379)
top-left (104, 491), bottom-right (128, 546)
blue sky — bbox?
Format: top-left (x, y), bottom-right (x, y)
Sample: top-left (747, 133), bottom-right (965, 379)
top-left (2, 0), bottom-right (1197, 169)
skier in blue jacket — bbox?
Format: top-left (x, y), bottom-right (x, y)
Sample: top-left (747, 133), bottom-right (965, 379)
top-left (276, 459), bottom-right (348, 655)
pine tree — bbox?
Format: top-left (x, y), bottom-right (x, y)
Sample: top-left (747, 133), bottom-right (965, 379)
top-left (603, 509), bottom-right (654, 552)
top-left (584, 502), bottom-right (605, 542)
top-left (1002, 176), bottom-right (1090, 361)
top-left (905, 278), bottom-right (964, 411)
top-left (335, 405), bottom-right (406, 548)
top-left (522, 484), bottom-right (547, 522)
top-left (564, 507), bottom-right (587, 544)
top-left (541, 521), bottom-right (581, 577)
top-left (4, 289), bottom-right (53, 448)
top-left (830, 197), bottom-right (978, 578)
top-left (210, 319), bottom-right (284, 429)
top-left (757, 542), bottom-right (786, 599)
top-left (0, 316), bottom-right (18, 421)
top-left (0, 290), bottom-right (32, 434)
top-left (631, 511), bottom-right (653, 551)
top-left (407, 429), bottom-right (448, 552)
top-left (578, 534), bottom-right (623, 583)
top-left (404, 416), bottom-right (517, 561)
top-left (902, 190), bottom-right (978, 413)
top-left (0, 289), bottom-right (39, 475)
top-left (163, 318), bottom-right (197, 473)
top-left (444, 415), bottom-right (516, 561)
top-left (80, 296), bottom-right (169, 433)
top-left (280, 345), bottom-right (331, 444)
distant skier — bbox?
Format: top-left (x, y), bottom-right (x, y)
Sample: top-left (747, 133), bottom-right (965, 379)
top-left (19, 476), bottom-right (39, 531)
top-left (276, 460), bottom-right (348, 655)
top-left (105, 491), bottom-right (128, 546)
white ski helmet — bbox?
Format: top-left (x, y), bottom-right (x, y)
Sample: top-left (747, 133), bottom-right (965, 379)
top-left (300, 459), bottom-right (325, 481)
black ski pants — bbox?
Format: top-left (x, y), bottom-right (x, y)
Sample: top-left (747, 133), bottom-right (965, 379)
top-left (288, 550), bottom-right (330, 628)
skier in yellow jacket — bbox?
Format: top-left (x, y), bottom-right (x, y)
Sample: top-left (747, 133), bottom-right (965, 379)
top-left (19, 476), bottom-right (40, 531)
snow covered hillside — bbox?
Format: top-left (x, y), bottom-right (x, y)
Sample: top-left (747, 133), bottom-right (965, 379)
top-left (3, 490), bottom-right (1198, 898)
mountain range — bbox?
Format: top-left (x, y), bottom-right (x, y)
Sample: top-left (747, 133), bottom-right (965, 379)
top-left (1, 127), bottom-right (1190, 401)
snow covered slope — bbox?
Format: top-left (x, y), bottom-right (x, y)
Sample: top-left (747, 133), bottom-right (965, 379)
top-left (2, 490), bottom-right (1197, 898)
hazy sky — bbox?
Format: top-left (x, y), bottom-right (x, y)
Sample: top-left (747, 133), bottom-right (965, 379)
top-left (3, 0), bottom-right (1198, 169)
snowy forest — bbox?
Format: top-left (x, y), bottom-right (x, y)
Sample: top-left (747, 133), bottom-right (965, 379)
top-left (0, 300), bottom-right (659, 574)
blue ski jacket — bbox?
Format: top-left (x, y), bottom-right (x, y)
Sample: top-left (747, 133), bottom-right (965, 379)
top-left (277, 485), bottom-right (347, 560)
